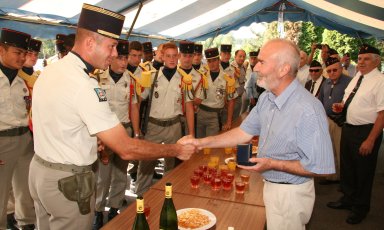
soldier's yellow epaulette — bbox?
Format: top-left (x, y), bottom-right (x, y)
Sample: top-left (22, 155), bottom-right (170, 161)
top-left (18, 69), bottom-right (39, 88)
top-left (224, 74), bottom-right (236, 95)
top-left (177, 67), bottom-right (193, 92)
top-left (196, 69), bottom-right (209, 90)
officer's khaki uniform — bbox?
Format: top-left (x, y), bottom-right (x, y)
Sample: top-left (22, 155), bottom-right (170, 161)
top-left (95, 69), bottom-right (137, 211)
top-left (196, 70), bottom-right (237, 138)
top-left (231, 61), bottom-right (247, 117)
top-left (0, 70), bottom-right (36, 229)
top-left (30, 53), bottom-right (120, 229)
top-left (135, 67), bottom-right (192, 195)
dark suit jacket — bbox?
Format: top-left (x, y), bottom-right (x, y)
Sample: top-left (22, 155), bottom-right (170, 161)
top-left (305, 76), bottom-right (326, 97)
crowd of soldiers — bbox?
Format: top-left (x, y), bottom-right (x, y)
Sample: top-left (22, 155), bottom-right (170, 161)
top-left (1, 3), bottom-right (383, 230)
top-left (0, 4), bottom-right (262, 229)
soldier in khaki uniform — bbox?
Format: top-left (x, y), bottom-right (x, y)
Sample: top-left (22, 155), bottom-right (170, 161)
top-left (135, 42), bottom-right (195, 195)
top-left (178, 41), bottom-right (205, 135)
top-left (0, 28), bottom-right (36, 230)
top-left (192, 44), bottom-right (205, 72)
top-left (127, 41), bottom-right (154, 182)
top-left (196, 48), bottom-right (237, 138)
top-left (142, 41), bottom-right (153, 63)
top-left (93, 40), bottom-right (139, 229)
top-left (29, 5), bottom-right (196, 230)
top-left (6, 38), bottom-right (42, 229)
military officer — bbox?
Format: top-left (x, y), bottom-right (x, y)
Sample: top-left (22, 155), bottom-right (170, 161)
top-left (135, 42), bottom-right (195, 195)
top-left (0, 28), bottom-right (36, 230)
top-left (196, 48), bottom-right (237, 138)
top-left (93, 40), bottom-right (139, 229)
top-left (29, 4), bottom-right (196, 229)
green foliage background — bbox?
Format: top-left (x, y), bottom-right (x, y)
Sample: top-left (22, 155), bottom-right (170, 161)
top-left (198, 21), bottom-right (383, 69)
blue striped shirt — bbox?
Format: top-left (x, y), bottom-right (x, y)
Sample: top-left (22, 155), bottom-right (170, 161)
top-left (240, 79), bottom-right (335, 184)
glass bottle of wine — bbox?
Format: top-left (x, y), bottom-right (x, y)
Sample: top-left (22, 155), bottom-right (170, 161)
top-left (159, 183), bottom-right (178, 230)
top-left (132, 196), bottom-right (150, 230)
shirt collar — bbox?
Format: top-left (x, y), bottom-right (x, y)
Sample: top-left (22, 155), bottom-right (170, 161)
top-left (267, 79), bottom-right (299, 110)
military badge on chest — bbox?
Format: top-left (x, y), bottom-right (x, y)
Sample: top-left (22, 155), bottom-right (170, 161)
top-left (23, 96), bottom-right (32, 110)
top-left (216, 88), bottom-right (225, 100)
top-left (154, 80), bottom-right (159, 98)
top-left (94, 88), bottom-right (108, 102)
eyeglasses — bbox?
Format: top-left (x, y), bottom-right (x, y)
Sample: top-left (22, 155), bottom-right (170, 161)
top-left (309, 69), bottom-right (320, 73)
top-left (326, 68), bottom-right (339, 73)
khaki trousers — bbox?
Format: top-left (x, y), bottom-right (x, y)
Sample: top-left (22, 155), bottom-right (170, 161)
top-left (0, 132), bottom-right (35, 229)
top-left (263, 179), bottom-right (315, 230)
top-left (135, 121), bottom-right (182, 196)
top-left (95, 127), bottom-right (131, 211)
top-left (327, 117), bottom-right (341, 181)
top-left (29, 157), bottom-right (94, 230)
top-left (196, 109), bottom-right (220, 138)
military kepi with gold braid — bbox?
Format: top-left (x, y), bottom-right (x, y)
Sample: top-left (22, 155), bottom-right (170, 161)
top-left (78, 3), bottom-right (125, 39)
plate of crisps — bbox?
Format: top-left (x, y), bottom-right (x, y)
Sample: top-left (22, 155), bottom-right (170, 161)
top-left (177, 208), bottom-right (216, 230)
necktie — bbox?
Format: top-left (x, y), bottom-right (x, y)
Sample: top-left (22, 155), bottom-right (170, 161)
top-left (310, 81), bottom-right (316, 94)
top-left (342, 75), bottom-right (364, 115)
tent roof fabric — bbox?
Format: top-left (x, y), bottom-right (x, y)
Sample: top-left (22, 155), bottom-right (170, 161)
top-left (0, 0), bottom-right (383, 43)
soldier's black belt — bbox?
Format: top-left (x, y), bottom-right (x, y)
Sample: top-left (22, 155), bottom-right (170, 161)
top-left (199, 104), bottom-right (222, 113)
top-left (0, 126), bottom-right (29, 137)
top-left (148, 116), bottom-right (181, 127)
top-left (34, 154), bottom-right (93, 173)
top-left (122, 122), bottom-right (132, 129)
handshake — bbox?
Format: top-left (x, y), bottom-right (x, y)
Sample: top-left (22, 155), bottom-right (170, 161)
top-left (175, 135), bottom-right (202, 160)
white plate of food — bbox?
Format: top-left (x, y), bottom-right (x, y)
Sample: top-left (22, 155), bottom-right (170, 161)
top-left (177, 208), bottom-right (216, 230)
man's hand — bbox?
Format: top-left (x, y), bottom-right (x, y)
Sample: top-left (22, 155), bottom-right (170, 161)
top-left (0, 160), bottom-right (4, 165)
top-left (359, 139), bottom-right (375, 156)
top-left (222, 121), bottom-right (232, 131)
top-left (175, 143), bottom-right (197, 161)
top-left (177, 135), bottom-right (200, 148)
top-left (238, 157), bottom-right (273, 173)
top-left (250, 98), bottom-right (256, 106)
top-left (97, 139), bottom-right (109, 165)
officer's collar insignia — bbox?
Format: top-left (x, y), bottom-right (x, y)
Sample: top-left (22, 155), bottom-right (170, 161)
top-left (94, 88), bottom-right (107, 102)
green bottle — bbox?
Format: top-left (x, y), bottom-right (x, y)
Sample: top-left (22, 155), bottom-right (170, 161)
top-left (132, 196), bottom-right (150, 230)
top-left (159, 183), bottom-right (178, 230)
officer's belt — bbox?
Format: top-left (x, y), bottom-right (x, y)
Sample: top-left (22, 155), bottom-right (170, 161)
top-left (34, 154), bottom-right (93, 173)
top-left (148, 116), bottom-right (181, 127)
top-left (199, 104), bottom-right (222, 113)
top-left (122, 122), bottom-right (132, 129)
top-left (0, 126), bottom-right (29, 137)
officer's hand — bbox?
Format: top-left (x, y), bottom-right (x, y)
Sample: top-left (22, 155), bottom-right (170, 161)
top-left (175, 143), bottom-right (197, 161)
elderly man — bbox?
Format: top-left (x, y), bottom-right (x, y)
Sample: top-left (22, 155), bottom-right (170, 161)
top-left (30, 4), bottom-right (196, 230)
top-left (180, 39), bottom-right (335, 230)
top-left (318, 57), bottom-right (351, 185)
top-left (327, 44), bottom-right (384, 225)
top-left (304, 60), bottom-right (325, 97)
top-left (297, 50), bottom-right (310, 86)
